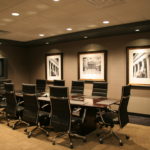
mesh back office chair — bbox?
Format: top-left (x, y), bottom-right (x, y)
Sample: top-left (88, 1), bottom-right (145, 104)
top-left (53, 80), bottom-right (65, 86)
top-left (22, 94), bottom-right (49, 138)
top-left (92, 82), bottom-right (108, 97)
top-left (22, 83), bottom-right (36, 94)
top-left (98, 85), bottom-right (131, 146)
top-left (5, 91), bottom-right (25, 129)
top-left (0, 80), bottom-right (11, 115)
top-left (50, 86), bottom-right (68, 97)
top-left (71, 81), bottom-right (84, 95)
top-left (36, 79), bottom-right (46, 93)
top-left (51, 97), bottom-right (86, 148)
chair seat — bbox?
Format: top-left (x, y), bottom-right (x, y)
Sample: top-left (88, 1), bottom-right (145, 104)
top-left (16, 106), bottom-right (24, 112)
top-left (39, 111), bottom-right (49, 117)
top-left (102, 112), bottom-right (119, 125)
top-left (0, 101), bottom-right (7, 108)
top-left (71, 116), bottom-right (82, 124)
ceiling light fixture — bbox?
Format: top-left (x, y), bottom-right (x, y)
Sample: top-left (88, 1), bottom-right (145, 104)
top-left (84, 36), bottom-right (88, 39)
top-left (66, 28), bottom-right (72, 31)
top-left (102, 20), bottom-right (110, 24)
top-left (0, 42), bottom-right (2, 45)
top-left (45, 42), bottom-right (49, 44)
top-left (11, 12), bottom-right (20, 16)
top-left (53, 0), bottom-right (60, 2)
top-left (39, 34), bottom-right (45, 37)
top-left (135, 29), bottom-right (140, 32)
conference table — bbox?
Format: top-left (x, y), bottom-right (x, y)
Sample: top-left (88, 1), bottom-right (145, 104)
top-left (38, 95), bottom-right (118, 135)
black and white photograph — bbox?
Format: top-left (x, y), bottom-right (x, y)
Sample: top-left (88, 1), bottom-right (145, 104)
top-left (78, 51), bottom-right (106, 81)
top-left (46, 53), bottom-right (63, 81)
top-left (127, 46), bottom-right (150, 86)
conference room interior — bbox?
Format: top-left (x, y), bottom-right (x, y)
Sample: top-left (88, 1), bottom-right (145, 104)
top-left (0, 1), bottom-right (150, 150)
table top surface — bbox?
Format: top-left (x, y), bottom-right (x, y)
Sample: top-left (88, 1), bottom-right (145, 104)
top-left (38, 95), bottom-right (118, 108)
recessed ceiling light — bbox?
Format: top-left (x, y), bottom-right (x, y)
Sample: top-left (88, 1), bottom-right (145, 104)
top-left (53, 0), bottom-right (60, 2)
top-left (135, 29), bottom-right (140, 32)
top-left (0, 42), bottom-right (2, 45)
top-left (66, 28), bottom-right (72, 31)
top-left (102, 20), bottom-right (110, 24)
top-left (45, 42), bottom-right (49, 44)
top-left (39, 34), bottom-right (45, 37)
top-left (84, 36), bottom-right (88, 39)
top-left (11, 12), bottom-right (20, 16)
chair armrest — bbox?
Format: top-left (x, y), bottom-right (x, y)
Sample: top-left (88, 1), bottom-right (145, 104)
top-left (41, 103), bottom-right (49, 109)
top-left (17, 101), bottom-right (24, 105)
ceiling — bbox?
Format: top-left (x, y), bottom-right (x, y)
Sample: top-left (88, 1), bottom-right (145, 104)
top-left (0, 0), bottom-right (150, 44)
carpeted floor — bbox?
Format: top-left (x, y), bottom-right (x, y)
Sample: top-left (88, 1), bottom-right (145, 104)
top-left (0, 119), bottom-right (150, 150)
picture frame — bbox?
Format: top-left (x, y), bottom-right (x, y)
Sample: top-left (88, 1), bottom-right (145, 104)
top-left (45, 53), bottom-right (63, 81)
top-left (78, 50), bottom-right (107, 81)
top-left (126, 46), bottom-right (150, 87)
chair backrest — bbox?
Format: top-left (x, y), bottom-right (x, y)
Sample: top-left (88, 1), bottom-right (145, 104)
top-left (22, 94), bottom-right (39, 124)
top-left (50, 86), bottom-right (68, 98)
top-left (118, 85), bottom-right (131, 128)
top-left (5, 91), bottom-right (17, 116)
top-left (51, 97), bottom-right (71, 132)
top-left (71, 81), bottom-right (84, 94)
top-left (92, 82), bottom-right (108, 97)
top-left (22, 83), bottom-right (36, 94)
top-left (4, 83), bottom-right (14, 92)
top-left (36, 79), bottom-right (46, 93)
top-left (53, 80), bottom-right (65, 86)
top-left (0, 79), bottom-right (11, 96)
top-left (121, 85), bottom-right (131, 97)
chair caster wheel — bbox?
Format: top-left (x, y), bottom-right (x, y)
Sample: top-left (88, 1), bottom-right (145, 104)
top-left (12, 125), bottom-right (16, 130)
top-left (99, 139), bottom-right (103, 144)
top-left (24, 129), bottom-right (27, 132)
top-left (70, 144), bottom-right (73, 149)
top-left (126, 135), bottom-right (130, 139)
top-left (52, 141), bottom-right (55, 145)
top-left (7, 123), bottom-right (10, 126)
top-left (119, 142), bottom-right (123, 146)
top-left (46, 133), bottom-right (49, 137)
top-left (96, 133), bottom-right (100, 137)
top-left (28, 132), bottom-right (32, 138)
top-left (83, 138), bottom-right (87, 142)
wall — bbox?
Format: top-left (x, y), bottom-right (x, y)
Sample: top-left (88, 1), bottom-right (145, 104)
top-left (0, 45), bottom-right (29, 90)
top-left (28, 32), bottom-right (150, 115)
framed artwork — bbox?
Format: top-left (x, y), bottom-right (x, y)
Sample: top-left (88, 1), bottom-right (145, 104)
top-left (45, 53), bottom-right (63, 81)
top-left (78, 50), bottom-right (107, 81)
top-left (127, 46), bottom-right (150, 87)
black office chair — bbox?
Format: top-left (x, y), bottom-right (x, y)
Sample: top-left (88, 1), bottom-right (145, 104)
top-left (53, 80), bottom-right (65, 86)
top-left (98, 85), bottom-right (131, 146)
top-left (22, 94), bottom-right (49, 138)
top-left (5, 91), bottom-right (25, 129)
top-left (92, 82), bottom-right (108, 97)
top-left (0, 80), bottom-right (12, 115)
top-left (50, 97), bottom-right (86, 148)
top-left (36, 79), bottom-right (46, 93)
top-left (22, 83), bottom-right (36, 94)
top-left (50, 86), bottom-right (68, 97)
top-left (71, 81), bottom-right (84, 95)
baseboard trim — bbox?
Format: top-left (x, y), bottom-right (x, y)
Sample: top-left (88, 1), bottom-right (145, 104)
top-left (129, 112), bottom-right (150, 118)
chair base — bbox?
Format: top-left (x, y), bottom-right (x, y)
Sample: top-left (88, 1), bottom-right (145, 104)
top-left (52, 131), bottom-right (86, 149)
top-left (7, 116), bottom-right (29, 130)
top-left (26, 123), bottom-right (49, 138)
top-left (99, 128), bottom-right (129, 146)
